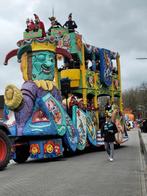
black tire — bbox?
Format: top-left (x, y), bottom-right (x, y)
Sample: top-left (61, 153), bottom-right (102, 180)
top-left (14, 144), bottom-right (30, 163)
top-left (0, 129), bottom-right (11, 171)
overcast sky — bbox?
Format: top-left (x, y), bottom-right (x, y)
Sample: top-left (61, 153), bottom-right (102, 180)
top-left (0, 0), bottom-right (147, 94)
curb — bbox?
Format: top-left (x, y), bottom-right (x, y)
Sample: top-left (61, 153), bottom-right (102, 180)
top-left (138, 130), bottom-right (147, 165)
top-left (138, 130), bottom-right (147, 196)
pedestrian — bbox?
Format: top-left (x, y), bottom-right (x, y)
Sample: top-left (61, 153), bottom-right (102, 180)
top-left (63, 13), bottom-right (77, 33)
top-left (101, 113), bottom-right (118, 161)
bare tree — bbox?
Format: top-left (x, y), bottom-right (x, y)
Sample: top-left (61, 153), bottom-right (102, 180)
top-left (123, 82), bottom-right (147, 118)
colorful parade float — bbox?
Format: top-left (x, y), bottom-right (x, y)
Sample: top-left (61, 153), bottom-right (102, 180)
top-left (0, 14), bottom-right (128, 170)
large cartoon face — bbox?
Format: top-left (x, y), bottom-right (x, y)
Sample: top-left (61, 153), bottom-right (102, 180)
top-left (31, 51), bottom-right (55, 81)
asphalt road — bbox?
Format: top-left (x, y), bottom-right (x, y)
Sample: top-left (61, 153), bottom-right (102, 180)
top-left (0, 130), bottom-right (145, 196)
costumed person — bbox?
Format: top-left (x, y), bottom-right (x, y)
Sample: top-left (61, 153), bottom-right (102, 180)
top-left (34, 13), bottom-right (46, 37)
top-left (101, 113), bottom-right (118, 161)
top-left (25, 18), bottom-right (30, 32)
top-left (111, 106), bottom-right (125, 143)
top-left (105, 99), bottom-right (112, 113)
top-left (25, 18), bottom-right (35, 32)
top-left (48, 16), bottom-right (62, 35)
top-left (30, 19), bottom-right (36, 31)
top-left (63, 13), bottom-right (77, 33)
top-left (62, 94), bottom-right (78, 117)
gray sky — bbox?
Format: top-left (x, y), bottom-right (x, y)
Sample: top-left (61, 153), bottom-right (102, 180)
top-left (0, 0), bottom-right (147, 94)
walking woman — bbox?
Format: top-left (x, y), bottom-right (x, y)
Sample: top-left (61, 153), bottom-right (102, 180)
top-left (101, 113), bottom-right (118, 161)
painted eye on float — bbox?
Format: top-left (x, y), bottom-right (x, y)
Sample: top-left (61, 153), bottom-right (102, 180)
top-left (32, 55), bottom-right (36, 61)
top-left (37, 54), bottom-right (46, 61)
top-left (50, 58), bottom-right (54, 62)
top-left (52, 106), bottom-right (56, 110)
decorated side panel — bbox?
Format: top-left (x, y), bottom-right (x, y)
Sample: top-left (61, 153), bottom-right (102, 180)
top-left (99, 49), bottom-right (114, 87)
top-left (29, 138), bottom-right (63, 159)
top-left (86, 111), bottom-right (97, 146)
top-left (41, 93), bottom-right (78, 152)
top-left (23, 98), bottom-right (57, 136)
top-left (72, 106), bottom-right (87, 150)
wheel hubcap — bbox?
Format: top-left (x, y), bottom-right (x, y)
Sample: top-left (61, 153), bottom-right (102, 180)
top-left (0, 138), bottom-right (7, 161)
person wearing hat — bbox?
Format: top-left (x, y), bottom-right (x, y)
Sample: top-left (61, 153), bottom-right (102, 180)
top-left (105, 99), bottom-right (112, 113)
top-left (48, 16), bottom-right (62, 35)
top-left (25, 18), bottom-right (30, 32)
top-left (34, 14), bottom-right (46, 37)
top-left (25, 18), bottom-right (36, 32)
top-left (101, 113), bottom-right (118, 161)
top-left (63, 13), bottom-right (77, 33)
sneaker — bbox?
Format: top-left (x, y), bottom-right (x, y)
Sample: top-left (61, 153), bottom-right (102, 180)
top-left (107, 155), bottom-right (110, 160)
top-left (109, 158), bottom-right (113, 162)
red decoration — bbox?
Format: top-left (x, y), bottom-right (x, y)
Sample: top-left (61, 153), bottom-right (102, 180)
top-left (44, 141), bottom-right (55, 153)
top-left (32, 110), bottom-right (49, 123)
top-left (56, 48), bottom-right (73, 60)
top-left (30, 144), bottom-right (40, 155)
top-left (33, 14), bottom-right (46, 37)
top-left (4, 49), bottom-right (18, 65)
top-left (54, 144), bottom-right (61, 155)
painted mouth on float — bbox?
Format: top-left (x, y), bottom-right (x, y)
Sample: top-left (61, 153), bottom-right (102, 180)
top-left (41, 64), bottom-right (51, 74)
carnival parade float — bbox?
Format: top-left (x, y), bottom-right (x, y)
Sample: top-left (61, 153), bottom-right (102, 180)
top-left (0, 14), bottom-right (128, 170)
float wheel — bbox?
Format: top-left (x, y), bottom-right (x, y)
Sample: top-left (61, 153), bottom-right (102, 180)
top-left (0, 129), bottom-right (11, 171)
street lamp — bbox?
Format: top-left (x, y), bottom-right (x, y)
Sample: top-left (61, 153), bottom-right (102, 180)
top-left (136, 58), bottom-right (147, 60)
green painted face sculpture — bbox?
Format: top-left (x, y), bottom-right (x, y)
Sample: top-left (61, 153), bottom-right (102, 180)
top-left (32, 51), bottom-right (55, 81)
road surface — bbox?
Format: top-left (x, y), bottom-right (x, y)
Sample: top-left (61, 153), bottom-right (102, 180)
top-left (0, 130), bottom-right (145, 196)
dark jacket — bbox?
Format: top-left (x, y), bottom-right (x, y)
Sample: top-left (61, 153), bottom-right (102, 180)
top-left (105, 103), bottom-right (112, 112)
top-left (63, 20), bottom-right (77, 32)
top-left (48, 21), bottom-right (62, 34)
top-left (101, 121), bottom-right (118, 142)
